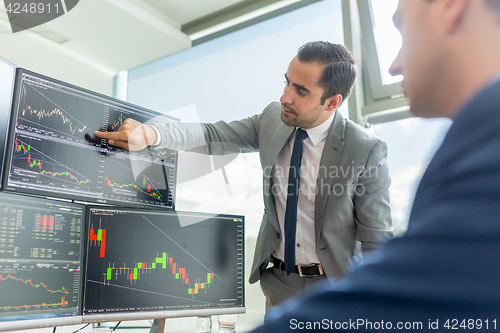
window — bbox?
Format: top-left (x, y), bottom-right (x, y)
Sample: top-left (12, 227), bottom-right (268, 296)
top-left (356, 0), bottom-right (454, 234)
top-left (358, 0), bottom-right (403, 105)
top-left (370, 117), bottom-right (453, 235)
top-left (370, 0), bottom-right (402, 85)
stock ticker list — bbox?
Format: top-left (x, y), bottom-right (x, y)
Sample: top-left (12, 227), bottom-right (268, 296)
top-left (0, 196), bottom-right (83, 316)
top-left (6, 72), bottom-right (177, 208)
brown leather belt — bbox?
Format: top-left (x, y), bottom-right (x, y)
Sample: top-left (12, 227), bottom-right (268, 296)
top-left (272, 257), bottom-right (324, 277)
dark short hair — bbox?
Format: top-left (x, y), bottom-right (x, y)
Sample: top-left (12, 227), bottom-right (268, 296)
top-left (297, 41), bottom-right (357, 105)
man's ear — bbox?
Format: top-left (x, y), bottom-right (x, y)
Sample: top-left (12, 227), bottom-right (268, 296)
top-left (443, 0), bottom-right (471, 34)
top-left (325, 94), bottom-right (343, 112)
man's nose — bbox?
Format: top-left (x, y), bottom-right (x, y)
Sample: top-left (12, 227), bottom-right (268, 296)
top-left (280, 85), bottom-right (293, 104)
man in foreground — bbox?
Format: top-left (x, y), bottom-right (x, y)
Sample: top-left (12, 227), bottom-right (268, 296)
top-left (250, 0), bottom-right (500, 330)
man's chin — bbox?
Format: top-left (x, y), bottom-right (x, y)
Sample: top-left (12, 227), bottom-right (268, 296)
top-left (280, 113), bottom-right (295, 127)
top-left (408, 100), bottom-right (444, 118)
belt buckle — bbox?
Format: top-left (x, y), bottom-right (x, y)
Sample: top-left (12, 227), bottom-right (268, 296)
top-left (297, 264), bottom-right (324, 277)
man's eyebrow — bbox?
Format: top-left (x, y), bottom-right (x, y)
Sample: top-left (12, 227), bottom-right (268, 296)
top-left (284, 73), bottom-right (311, 93)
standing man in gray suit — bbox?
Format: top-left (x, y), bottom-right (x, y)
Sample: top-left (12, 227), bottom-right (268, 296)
top-left (95, 42), bottom-right (393, 308)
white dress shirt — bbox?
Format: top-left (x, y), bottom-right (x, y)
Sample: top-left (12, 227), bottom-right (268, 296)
top-left (272, 114), bottom-right (335, 265)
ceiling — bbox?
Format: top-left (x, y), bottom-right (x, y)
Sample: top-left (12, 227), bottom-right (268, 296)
top-left (142, 0), bottom-right (244, 25)
top-left (0, 0), bottom-right (266, 75)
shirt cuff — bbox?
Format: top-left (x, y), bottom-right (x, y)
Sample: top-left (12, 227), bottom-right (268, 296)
top-left (150, 124), bottom-right (162, 146)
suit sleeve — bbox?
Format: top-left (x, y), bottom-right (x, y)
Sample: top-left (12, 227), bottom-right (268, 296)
top-left (354, 140), bottom-right (393, 252)
top-left (154, 112), bottom-right (263, 154)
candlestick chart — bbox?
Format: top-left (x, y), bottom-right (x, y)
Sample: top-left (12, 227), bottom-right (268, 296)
top-left (9, 136), bottom-right (100, 193)
top-left (5, 71), bottom-right (177, 210)
top-left (83, 209), bottom-right (244, 314)
top-left (0, 265), bottom-right (79, 313)
top-left (16, 80), bottom-right (105, 143)
top-left (105, 106), bottom-right (177, 164)
top-left (102, 152), bottom-right (174, 206)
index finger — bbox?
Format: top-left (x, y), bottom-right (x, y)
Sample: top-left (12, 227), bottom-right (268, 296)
top-left (94, 130), bottom-right (125, 141)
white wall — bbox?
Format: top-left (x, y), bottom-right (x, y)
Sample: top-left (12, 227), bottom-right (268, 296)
top-left (127, 0), bottom-right (346, 123)
top-left (0, 21), bottom-right (113, 96)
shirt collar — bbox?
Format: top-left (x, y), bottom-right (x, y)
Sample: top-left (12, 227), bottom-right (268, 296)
top-left (299, 112), bottom-right (336, 147)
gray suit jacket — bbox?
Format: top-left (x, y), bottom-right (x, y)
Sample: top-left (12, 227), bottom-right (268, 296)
top-left (158, 102), bottom-right (392, 284)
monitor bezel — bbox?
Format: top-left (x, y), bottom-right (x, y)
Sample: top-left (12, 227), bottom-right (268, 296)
top-left (2, 68), bottom-right (179, 210)
top-left (81, 206), bottom-right (245, 322)
top-left (0, 57), bottom-right (17, 190)
top-left (81, 307), bottom-right (245, 324)
top-left (0, 315), bottom-right (83, 332)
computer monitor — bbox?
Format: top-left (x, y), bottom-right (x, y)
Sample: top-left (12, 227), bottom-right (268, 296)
top-left (0, 57), bottom-right (17, 190)
top-left (82, 207), bottom-right (245, 322)
top-left (0, 192), bottom-right (85, 331)
top-left (2, 68), bottom-right (178, 209)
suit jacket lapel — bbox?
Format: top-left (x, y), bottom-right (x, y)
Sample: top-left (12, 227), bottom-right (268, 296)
top-left (315, 111), bottom-right (345, 240)
top-left (263, 123), bottom-right (295, 229)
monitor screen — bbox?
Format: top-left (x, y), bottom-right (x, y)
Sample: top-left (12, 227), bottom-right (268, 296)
top-left (82, 207), bottom-right (245, 322)
top-left (0, 192), bottom-right (85, 330)
top-left (3, 69), bottom-right (177, 209)
top-left (0, 57), bottom-right (17, 190)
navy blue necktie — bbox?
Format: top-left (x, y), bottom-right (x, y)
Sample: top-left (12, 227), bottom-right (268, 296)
top-left (284, 128), bottom-right (308, 275)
